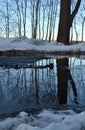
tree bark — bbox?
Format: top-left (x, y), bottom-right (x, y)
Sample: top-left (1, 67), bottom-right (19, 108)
top-left (33, 0), bottom-right (40, 39)
top-left (57, 0), bottom-right (81, 45)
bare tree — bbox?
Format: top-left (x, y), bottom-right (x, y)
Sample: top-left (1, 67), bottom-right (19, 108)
top-left (81, 17), bottom-right (85, 41)
top-left (45, 1), bottom-right (50, 40)
top-left (48, 0), bottom-right (53, 41)
top-left (0, 0), bottom-right (83, 40)
top-left (0, 1), bottom-right (10, 37)
top-left (52, 0), bottom-right (58, 41)
top-left (74, 19), bottom-right (78, 42)
top-left (14, 0), bottom-right (22, 36)
top-left (30, 0), bottom-right (35, 38)
top-left (41, 2), bottom-right (47, 40)
top-left (21, 0), bottom-right (28, 36)
top-left (38, 1), bottom-right (41, 39)
top-left (33, 0), bottom-right (40, 39)
top-left (57, 0), bottom-right (81, 44)
top-left (6, 1), bottom-right (9, 37)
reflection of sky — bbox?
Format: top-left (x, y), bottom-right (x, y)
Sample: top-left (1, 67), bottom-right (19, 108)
top-left (0, 57), bottom-right (85, 113)
top-left (68, 57), bottom-right (85, 106)
top-left (69, 57), bottom-right (85, 67)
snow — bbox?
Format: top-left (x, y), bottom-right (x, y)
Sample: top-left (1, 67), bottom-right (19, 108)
top-left (0, 36), bottom-right (85, 53)
top-left (0, 36), bottom-right (85, 130)
top-left (0, 110), bottom-right (85, 130)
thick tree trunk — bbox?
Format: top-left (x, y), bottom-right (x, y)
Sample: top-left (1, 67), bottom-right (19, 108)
top-left (57, 0), bottom-right (81, 45)
top-left (56, 0), bottom-right (81, 105)
top-left (57, 0), bottom-right (71, 45)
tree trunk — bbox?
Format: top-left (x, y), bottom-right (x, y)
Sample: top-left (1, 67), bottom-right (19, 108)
top-left (81, 17), bottom-right (85, 41)
top-left (6, 1), bottom-right (9, 37)
top-left (57, 58), bottom-right (68, 104)
top-left (33, 0), bottom-right (40, 39)
top-left (22, 0), bottom-right (27, 36)
top-left (57, 0), bottom-right (81, 45)
top-left (57, 0), bottom-right (71, 45)
top-left (31, 0), bottom-right (35, 38)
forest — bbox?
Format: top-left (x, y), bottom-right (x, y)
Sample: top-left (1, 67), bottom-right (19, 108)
top-left (0, 0), bottom-right (85, 43)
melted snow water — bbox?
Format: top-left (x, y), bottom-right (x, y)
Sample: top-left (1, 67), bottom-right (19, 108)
top-left (0, 55), bottom-right (85, 116)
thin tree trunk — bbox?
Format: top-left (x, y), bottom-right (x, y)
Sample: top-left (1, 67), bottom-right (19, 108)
top-left (31, 0), bottom-right (35, 38)
top-left (45, 7), bottom-right (50, 40)
top-left (42, 8), bottom-right (45, 40)
top-left (81, 17), bottom-right (85, 41)
top-left (33, 0), bottom-right (40, 39)
top-left (22, 0), bottom-right (27, 36)
top-left (6, 1), bottom-right (9, 37)
top-left (38, 4), bottom-right (41, 39)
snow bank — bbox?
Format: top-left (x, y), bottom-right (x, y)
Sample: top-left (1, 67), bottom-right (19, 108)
top-left (0, 110), bottom-right (85, 130)
top-left (28, 38), bottom-right (44, 45)
top-left (0, 36), bottom-right (85, 53)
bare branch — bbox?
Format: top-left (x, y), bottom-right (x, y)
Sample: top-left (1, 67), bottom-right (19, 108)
top-left (71, 0), bottom-right (81, 24)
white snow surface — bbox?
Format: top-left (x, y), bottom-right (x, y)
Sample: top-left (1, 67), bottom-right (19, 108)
top-left (0, 110), bottom-right (85, 130)
top-left (0, 36), bottom-right (85, 52)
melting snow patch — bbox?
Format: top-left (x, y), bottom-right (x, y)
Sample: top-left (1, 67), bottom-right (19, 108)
top-left (28, 38), bottom-right (44, 45)
top-left (0, 110), bottom-right (85, 130)
top-left (10, 36), bottom-right (29, 43)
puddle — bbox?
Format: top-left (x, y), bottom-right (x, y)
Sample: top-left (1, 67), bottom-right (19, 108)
top-left (0, 56), bottom-right (85, 115)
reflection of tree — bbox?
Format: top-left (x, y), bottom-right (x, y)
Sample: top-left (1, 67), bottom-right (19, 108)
top-left (35, 68), bottom-right (39, 104)
top-left (1, 58), bottom-right (83, 113)
top-left (0, 80), bottom-right (4, 100)
top-left (57, 58), bottom-right (78, 105)
top-left (68, 69), bottom-right (78, 104)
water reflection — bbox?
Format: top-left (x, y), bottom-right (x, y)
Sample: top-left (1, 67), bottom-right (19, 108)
top-left (57, 58), bottom-right (78, 105)
top-left (0, 56), bottom-right (85, 114)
